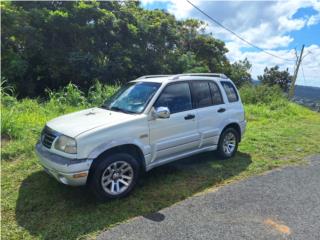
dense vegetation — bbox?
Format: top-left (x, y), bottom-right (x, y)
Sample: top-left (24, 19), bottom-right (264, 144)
top-left (2, 83), bottom-right (320, 239)
top-left (1, 1), bottom-right (251, 98)
top-left (258, 65), bottom-right (292, 92)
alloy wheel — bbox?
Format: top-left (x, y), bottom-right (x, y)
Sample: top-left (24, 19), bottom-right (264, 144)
top-left (223, 132), bottom-right (236, 155)
top-left (100, 161), bottom-right (134, 195)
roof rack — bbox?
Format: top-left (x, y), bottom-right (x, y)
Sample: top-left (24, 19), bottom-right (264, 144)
top-left (136, 73), bottom-right (228, 81)
top-left (172, 73), bottom-right (228, 80)
top-left (137, 75), bottom-right (172, 79)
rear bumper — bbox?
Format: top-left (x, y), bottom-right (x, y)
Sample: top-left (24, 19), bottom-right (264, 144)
top-left (35, 143), bottom-right (93, 186)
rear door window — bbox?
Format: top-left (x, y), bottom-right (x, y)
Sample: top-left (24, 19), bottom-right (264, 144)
top-left (191, 81), bottom-right (213, 108)
top-left (221, 81), bottom-right (239, 102)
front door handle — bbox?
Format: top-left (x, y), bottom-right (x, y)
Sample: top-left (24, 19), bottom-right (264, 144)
top-left (217, 108), bottom-right (226, 113)
top-left (184, 114), bottom-right (195, 120)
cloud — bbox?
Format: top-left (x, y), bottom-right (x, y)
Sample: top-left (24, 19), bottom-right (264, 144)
top-left (166, 0), bottom-right (319, 49)
top-left (307, 14), bottom-right (320, 26)
top-left (141, 0), bottom-right (320, 86)
top-left (295, 45), bottom-right (320, 86)
top-left (226, 43), bottom-right (320, 86)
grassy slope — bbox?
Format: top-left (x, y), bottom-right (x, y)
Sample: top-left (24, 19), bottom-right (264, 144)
top-left (1, 99), bottom-right (320, 240)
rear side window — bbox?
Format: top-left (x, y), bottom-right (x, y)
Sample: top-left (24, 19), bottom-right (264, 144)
top-left (221, 81), bottom-right (239, 102)
top-left (154, 82), bottom-right (192, 114)
top-left (191, 81), bottom-right (212, 108)
top-left (209, 82), bottom-right (223, 105)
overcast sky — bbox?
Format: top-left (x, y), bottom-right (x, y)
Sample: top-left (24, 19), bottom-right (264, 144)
top-left (141, 0), bottom-right (320, 87)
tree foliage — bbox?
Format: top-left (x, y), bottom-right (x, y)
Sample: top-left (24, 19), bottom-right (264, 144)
top-left (1, 1), bottom-right (251, 97)
top-left (258, 65), bottom-right (292, 92)
top-left (226, 58), bottom-right (252, 87)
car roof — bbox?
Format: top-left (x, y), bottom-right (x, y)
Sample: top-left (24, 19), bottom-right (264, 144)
top-left (131, 73), bottom-right (231, 84)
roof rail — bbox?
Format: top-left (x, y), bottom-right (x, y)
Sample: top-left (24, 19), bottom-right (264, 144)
top-left (172, 73), bottom-right (228, 80)
top-left (137, 75), bottom-right (172, 79)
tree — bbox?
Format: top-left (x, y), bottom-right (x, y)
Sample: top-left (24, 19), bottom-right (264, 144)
top-left (258, 66), bottom-right (292, 92)
top-left (1, 1), bottom-right (250, 97)
top-left (225, 58), bottom-right (252, 87)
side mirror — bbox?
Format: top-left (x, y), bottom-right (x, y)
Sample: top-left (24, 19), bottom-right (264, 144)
top-left (155, 107), bottom-right (170, 119)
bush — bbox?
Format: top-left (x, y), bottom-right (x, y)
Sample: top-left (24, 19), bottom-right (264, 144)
top-left (87, 81), bottom-right (119, 106)
top-left (239, 84), bottom-right (285, 105)
top-left (257, 65), bottom-right (292, 92)
top-left (44, 81), bottom-right (119, 108)
top-left (46, 83), bottom-right (87, 107)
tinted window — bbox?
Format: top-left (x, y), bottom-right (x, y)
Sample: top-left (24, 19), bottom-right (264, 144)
top-left (191, 81), bottom-right (212, 108)
top-left (209, 82), bottom-right (223, 105)
top-left (221, 81), bottom-right (239, 102)
top-left (154, 82), bottom-right (192, 114)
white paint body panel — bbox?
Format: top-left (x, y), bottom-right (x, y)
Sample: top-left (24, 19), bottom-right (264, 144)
top-left (148, 109), bottom-right (199, 165)
top-left (37, 75), bottom-right (246, 186)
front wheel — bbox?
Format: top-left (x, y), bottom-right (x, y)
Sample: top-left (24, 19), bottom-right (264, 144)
top-left (89, 153), bottom-right (139, 200)
top-left (217, 128), bottom-right (239, 159)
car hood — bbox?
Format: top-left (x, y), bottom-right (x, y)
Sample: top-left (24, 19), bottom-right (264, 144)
top-left (46, 107), bottom-right (138, 138)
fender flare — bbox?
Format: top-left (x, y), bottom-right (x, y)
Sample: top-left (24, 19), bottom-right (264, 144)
top-left (87, 138), bottom-right (150, 160)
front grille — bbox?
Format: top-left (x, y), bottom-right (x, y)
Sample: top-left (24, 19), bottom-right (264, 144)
top-left (41, 127), bottom-right (57, 149)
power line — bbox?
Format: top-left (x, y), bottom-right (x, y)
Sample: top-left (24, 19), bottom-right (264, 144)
top-left (186, 0), bottom-right (296, 62)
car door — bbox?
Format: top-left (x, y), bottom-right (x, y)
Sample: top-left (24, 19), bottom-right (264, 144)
top-left (148, 82), bottom-right (199, 163)
top-left (190, 80), bottom-right (226, 148)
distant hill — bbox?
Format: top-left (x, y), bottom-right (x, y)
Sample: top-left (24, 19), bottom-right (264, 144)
top-left (294, 85), bottom-right (320, 101)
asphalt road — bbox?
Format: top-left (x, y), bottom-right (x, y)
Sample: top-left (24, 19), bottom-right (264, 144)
top-left (98, 155), bottom-right (320, 240)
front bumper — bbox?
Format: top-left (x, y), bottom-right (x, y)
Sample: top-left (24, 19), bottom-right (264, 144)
top-left (35, 143), bottom-right (93, 186)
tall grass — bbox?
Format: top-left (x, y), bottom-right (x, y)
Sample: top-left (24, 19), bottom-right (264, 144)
top-left (239, 84), bottom-right (315, 122)
top-left (239, 84), bottom-right (285, 105)
top-left (1, 82), bottom-right (118, 160)
top-left (1, 82), bottom-right (118, 138)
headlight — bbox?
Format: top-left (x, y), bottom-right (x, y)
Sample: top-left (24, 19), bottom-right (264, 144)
top-left (54, 135), bottom-right (77, 154)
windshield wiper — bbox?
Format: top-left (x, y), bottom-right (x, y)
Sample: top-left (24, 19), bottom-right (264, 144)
top-left (109, 106), bottom-right (135, 114)
top-left (100, 105), bottom-right (135, 114)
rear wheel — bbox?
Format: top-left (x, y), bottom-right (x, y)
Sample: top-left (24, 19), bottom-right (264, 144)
top-left (89, 153), bottom-right (139, 200)
top-left (217, 128), bottom-right (239, 159)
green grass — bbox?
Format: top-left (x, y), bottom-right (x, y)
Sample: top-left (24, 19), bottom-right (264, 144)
top-left (1, 87), bottom-right (320, 240)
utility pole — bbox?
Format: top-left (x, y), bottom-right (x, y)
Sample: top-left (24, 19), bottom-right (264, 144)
top-left (289, 44), bottom-right (304, 99)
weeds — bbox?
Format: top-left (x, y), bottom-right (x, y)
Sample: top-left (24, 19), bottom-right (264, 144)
top-left (239, 84), bottom-right (285, 105)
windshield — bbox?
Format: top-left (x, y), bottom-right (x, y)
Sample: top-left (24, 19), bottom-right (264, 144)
top-left (102, 82), bottom-right (161, 114)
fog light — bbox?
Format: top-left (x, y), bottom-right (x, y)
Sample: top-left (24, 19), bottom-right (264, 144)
top-left (73, 172), bottom-right (88, 178)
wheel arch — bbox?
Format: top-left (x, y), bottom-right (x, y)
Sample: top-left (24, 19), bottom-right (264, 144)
top-left (221, 122), bottom-right (242, 142)
top-left (87, 144), bottom-right (146, 184)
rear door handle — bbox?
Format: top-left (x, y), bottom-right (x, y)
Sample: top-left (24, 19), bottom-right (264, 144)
top-left (184, 114), bottom-right (195, 120)
top-left (217, 108), bottom-right (226, 113)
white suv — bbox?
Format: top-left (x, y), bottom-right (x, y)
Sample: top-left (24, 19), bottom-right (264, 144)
top-left (36, 73), bottom-right (246, 200)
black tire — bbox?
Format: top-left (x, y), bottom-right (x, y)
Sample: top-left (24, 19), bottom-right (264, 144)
top-left (217, 127), bottom-right (239, 159)
top-left (88, 153), bottom-right (140, 201)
